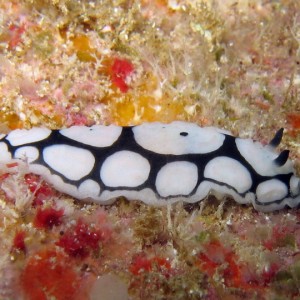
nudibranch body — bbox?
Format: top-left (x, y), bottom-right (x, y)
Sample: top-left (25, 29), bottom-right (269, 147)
top-left (0, 121), bottom-right (299, 212)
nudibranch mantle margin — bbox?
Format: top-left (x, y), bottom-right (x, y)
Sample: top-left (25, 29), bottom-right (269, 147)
top-left (0, 121), bottom-right (299, 212)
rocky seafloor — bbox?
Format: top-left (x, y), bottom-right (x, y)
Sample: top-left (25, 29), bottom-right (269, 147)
top-left (0, 1), bottom-right (300, 299)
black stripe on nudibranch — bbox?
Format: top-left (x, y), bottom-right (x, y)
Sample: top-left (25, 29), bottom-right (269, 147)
top-left (0, 121), bottom-right (299, 212)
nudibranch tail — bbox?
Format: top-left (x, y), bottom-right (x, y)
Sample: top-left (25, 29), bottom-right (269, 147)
top-left (0, 122), bottom-right (299, 212)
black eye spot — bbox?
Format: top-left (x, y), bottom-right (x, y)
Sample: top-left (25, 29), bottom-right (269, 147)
top-left (180, 132), bottom-right (188, 136)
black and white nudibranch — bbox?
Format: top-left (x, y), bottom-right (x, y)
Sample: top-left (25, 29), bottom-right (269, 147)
top-left (0, 121), bottom-right (299, 212)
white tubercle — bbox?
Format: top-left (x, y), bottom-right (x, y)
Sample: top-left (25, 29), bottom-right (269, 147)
top-left (6, 128), bottom-right (51, 146)
top-left (43, 145), bottom-right (95, 181)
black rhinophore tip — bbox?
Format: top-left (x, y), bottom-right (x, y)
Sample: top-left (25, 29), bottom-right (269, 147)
top-left (274, 150), bottom-right (290, 166)
top-left (269, 128), bottom-right (284, 147)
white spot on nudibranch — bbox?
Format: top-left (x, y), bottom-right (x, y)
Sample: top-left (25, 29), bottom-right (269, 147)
top-left (78, 179), bottom-right (101, 198)
top-left (15, 146), bottom-right (39, 163)
top-left (204, 156), bottom-right (252, 193)
top-left (0, 134), bottom-right (5, 140)
top-left (43, 145), bottom-right (95, 181)
top-left (6, 128), bottom-right (51, 146)
top-left (155, 161), bottom-right (198, 197)
top-left (60, 125), bottom-right (122, 147)
top-left (100, 150), bottom-right (150, 187)
top-left (0, 142), bottom-right (12, 162)
top-left (132, 121), bottom-right (225, 155)
top-left (256, 179), bottom-right (288, 203)
top-left (290, 175), bottom-right (300, 197)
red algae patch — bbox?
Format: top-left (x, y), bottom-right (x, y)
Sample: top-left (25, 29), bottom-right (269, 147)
top-left (196, 239), bottom-right (265, 290)
top-left (110, 58), bottom-right (135, 93)
top-left (130, 254), bottom-right (172, 277)
top-left (11, 230), bottom-right (26, 253)
top-left (24, 174), bottom-right (56, 206)
top-left (56, 219), bottom-right (110, 258)
top-left (33, 207), bottom-right (64, 229)
top-left (287, 113), bottom-right (300, 131)
top-left (7, 23), bottom-right (26, 49)
top-left (21, 248), bottom-right (81, 300)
